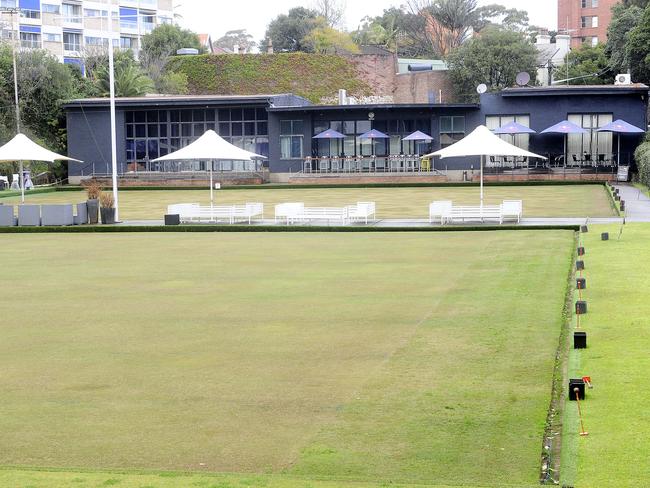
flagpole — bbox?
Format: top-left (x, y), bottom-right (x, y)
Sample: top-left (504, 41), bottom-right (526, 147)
top-left (7, 7), bottom-right (24, 203)
top-left (107, 2), bottom-right (120, 222)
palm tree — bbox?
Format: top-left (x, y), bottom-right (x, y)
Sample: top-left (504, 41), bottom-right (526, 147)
top-left (96, 55), bottom-right (154, 97)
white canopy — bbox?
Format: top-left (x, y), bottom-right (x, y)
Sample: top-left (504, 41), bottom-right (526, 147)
top-left (153, 130), bottom-right (266, 162)
top-left (424, 126), bottom-right (545, 208)
top-left (0, 133), bottom-right (82, 203)
top-left (0, 133), bottom-right (81, 163)
top-left (424, 125), bottom-right (545, 160)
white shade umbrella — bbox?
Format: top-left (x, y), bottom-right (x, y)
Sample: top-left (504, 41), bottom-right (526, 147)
top-left (153, 130), bottom-right (266, 204)
top-left (0, 133), bottom-right (82, 203)
top-left (424, 125), bottom-right (545, 207)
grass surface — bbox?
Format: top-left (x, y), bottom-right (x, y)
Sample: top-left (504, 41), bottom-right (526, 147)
top-left (0, 232), bottom-right (573, 486)
top-left (561, 223), bottom-right (650, 488)
top-left (0, 185), bottom-right (614, 220)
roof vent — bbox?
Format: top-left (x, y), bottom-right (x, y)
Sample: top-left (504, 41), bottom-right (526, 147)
top-left (176, 48), bottom-right (199, 55)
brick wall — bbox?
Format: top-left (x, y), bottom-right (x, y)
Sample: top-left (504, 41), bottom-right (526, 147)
top-left (344, 54), bottom-right (398, 97)
top-left (394, 71), bottom-right (455, 104)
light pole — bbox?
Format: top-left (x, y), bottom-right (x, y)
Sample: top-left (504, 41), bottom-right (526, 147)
top-left (106, 2), bottom-right (120, 222)
top-left (1, 7), bottom-right (25, 201)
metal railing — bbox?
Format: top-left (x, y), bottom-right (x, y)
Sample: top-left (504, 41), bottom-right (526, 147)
top-left (301, 155), bottom-right (441, 174)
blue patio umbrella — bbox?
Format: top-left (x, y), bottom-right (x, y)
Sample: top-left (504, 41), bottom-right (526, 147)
top-left (402, 130), bottom-right (433, 141)
top-left (493, 121), bottom-right (536, 135)
top-left (313, 129), bottom-right (346, 139)
top-left (597, 119), bottom-right (646, 165)
top-left (541, 120), bottom-right (588, 165)
top-left (360, 129), bottom-right (389, 158)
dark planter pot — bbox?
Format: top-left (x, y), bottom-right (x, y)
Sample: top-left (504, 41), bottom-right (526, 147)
top-left (574, 331), bottom-right (587, 349)
top-left (164, 214), bottom-right (180, 226)
top-left (87, 199), bottom-right (99, 224)
top-left (100, 207), bottom-right (116, 224)
top-left (580, 225), bottom-right (588, 233)
top-left (601, 233), bottom-right (609, 241)
top-left (576, 277), bottom-right (587, 290)
top-left (620, 201), bottom-right (626, 211)
top-left (569, 378), bottom-right (586, 401)
top-left (575, 300), bottom-right (588, 315)
top-left (577, 246), bottom-right (585, 256)
top-left (576, 260), bottom-right (585, 271)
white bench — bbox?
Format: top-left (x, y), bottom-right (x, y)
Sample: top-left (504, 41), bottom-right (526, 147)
top-left (429, 200), bottom-right (452, 224)
top-left (347, 202), bottom-right (376, 224)
top-left (168, 203), bottom-right (263, 224)
top-left (275, 202), bottom-right (350, 225)
top-left (428, 200), bottom-right (524, 225)
top-left (501, 200), bottom-right (523, 223)
top-left (450, 205), bottom-right (502, 223)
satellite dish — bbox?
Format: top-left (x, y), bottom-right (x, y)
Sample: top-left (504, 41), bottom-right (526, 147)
top-left (476, 83), bottom-right (488, 94)
top-left (516, 72), bottom-right (531, 86)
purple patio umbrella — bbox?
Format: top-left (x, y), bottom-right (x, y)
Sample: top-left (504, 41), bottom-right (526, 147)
top-left (360, 129), bottom-right (389, 158)
top-left (313, 128), bottom-right (346, 158)
top-left (493, 121), bottom-right (536, 135)
top-left (597, 119), bottom-right (645, 165)
top-left (402, 130), bottom-right (433, 141)
top-left (541, 120), bottom-right (588, 165)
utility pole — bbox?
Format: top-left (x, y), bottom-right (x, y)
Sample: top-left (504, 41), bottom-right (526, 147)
top-left (1, 6), bottom-right (25, 201)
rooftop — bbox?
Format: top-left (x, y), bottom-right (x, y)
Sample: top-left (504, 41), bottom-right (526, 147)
top-left (64, 94), bottom-right (312, 109)
top-left (500, 84), bottom-right (649, 97)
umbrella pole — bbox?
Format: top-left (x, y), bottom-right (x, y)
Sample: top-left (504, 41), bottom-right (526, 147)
top-left (19, 160), bottom-right (24, 203)
top-left (481, 156), bottom-right (484, 211)
top-left (209, 161), bottom-right (214, 207)
top-left (618, 134), bottom-right (621, 167)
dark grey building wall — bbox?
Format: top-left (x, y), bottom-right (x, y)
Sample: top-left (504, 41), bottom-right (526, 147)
top-left (479, 91), bottom-right (648, 161)
top-left (67, 108), bottom-right (126, 177)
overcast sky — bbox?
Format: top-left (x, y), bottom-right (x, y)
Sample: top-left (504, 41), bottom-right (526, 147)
top-left (175, 0), bottom-right (558, 45)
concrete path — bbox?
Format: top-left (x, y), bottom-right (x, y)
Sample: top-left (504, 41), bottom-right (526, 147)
top-left (613, 183), bottom-right (650, 222)
top-left (118, 217), bottom-right (624, 228)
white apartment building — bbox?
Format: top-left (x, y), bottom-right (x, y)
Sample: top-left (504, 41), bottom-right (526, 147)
top-left (0, 0), bottom-right (174, 70)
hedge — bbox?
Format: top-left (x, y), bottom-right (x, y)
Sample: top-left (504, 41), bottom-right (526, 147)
top-left (52, 181), bottom-right (610, 192)
top-left (635, 134), bottom-right (650, 188)
top-left (0, 225), bottom-right (580, 234)
top-left (167, 53), bottom-right (372, 103)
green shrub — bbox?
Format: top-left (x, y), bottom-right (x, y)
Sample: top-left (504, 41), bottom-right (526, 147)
top-left (635, 134), bottom-right (650, 188)
top-left (167, 53), bottom-right (372, 103)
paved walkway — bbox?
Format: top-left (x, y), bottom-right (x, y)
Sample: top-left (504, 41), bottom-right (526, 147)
top-left (613, 183), bottom-right (650, 222)
top-left (119, 217), bottom-right (624, 228)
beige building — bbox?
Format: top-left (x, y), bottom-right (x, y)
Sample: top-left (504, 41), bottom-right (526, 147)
top-left (0, 0), bottom-right (174, 70)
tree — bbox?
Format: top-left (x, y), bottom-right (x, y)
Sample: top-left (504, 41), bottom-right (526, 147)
top-left (214, 29), bottom-right (256, 53)
top-left (140, 24), bottom-right (203, 60)
top-left (354, 7), bottom-right (428, 56)
top-left (303, 24), bottom-right (359, 53)
top-left (94, 50), bottom-right (154, 97)
top-left (606, 3), bottom-right (643, 74)
top-left (263, 7), bottom-right (320, 52)
top-left (555, 44), bottom-right (612, 85)
top-left (625, 5), bottom-right (650, 83)
top-left (473, 4), bottom-right (529, 32)
top-left (313, 0), bottom-right (346, 28)
top-left (446, 27), bottom-right (537, 101)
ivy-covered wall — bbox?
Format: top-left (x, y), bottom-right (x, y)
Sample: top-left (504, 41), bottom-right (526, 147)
top-left (167, 53), bottom-right (373, 103)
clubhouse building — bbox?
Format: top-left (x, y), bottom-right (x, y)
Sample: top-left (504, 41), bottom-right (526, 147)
top-left (64, 84), bottom-right (649, 184)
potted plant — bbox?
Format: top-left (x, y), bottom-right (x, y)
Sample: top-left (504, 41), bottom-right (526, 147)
top-left (85, 180), bottom-right (101, 224)
top-left (100, 192), bottom-right (116, 224)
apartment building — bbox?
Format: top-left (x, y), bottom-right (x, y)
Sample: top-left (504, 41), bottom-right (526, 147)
top-left (558, 0), bottom-right (620, 48)
top-left (0, 0), bottom-right (173, 69)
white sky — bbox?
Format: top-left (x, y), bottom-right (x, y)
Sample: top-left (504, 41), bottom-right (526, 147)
top-left (175, 0), bottom-right (558, 45)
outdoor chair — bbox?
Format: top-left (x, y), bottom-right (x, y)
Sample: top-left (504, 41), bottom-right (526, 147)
top-left (41, 204), bottom-right (74, 226)
top-left (18, 205), bottom-right (41, 226)
top-left (0, 204), bottom-right (15, 226)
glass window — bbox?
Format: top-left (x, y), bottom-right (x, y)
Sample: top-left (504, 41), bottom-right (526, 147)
top-left (439, 116), bottom-right (465, 148)
top-left (20, 32), bottom-right (40, 49)
top-left (485, 114), bottom-right (530, 150)
top-left (567, 113), bottom-right (613, 161)
top-left (280, 120), bottom-right (304, 159)
top-left (218, 109), bottom-right (230, 121)
top-left (20, 9), bottom-right (40, 19)
top-left (62, 3), bottom-right (82, 23)
top-left (218, 123), bottom-right (230, 137)
top-left (63, 32), bottom-right (81, 51)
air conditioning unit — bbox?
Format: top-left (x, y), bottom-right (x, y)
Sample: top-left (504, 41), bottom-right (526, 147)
top-left (615, 73), bottom-right (632, 85)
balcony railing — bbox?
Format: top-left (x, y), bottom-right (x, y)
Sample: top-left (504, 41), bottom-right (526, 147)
top-left (20, 40), bottom-right (41, 49)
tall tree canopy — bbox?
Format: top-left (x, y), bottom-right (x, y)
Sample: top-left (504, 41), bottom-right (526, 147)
top-left (606, 3), bottom-right (644, 75)
top-left (313, 0), bottom-right (346, 28)
top-left (555, 44), bottom-right (612, 85)
top-left (446, 27), bottom-right (537, 101)
top-left (626, 5), bottom-right (650, 83)
top-left (141, 24), bottom-right (203, 59)
top-left (263, 7), bottom-right (320, 52)
top-left (214, 29), bottom-right (256, 53)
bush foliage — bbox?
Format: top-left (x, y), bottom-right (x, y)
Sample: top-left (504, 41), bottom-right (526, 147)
top-left (167, 53), bottom-right (371, 103)
top-left (634, 134), bottom-right (650, 187)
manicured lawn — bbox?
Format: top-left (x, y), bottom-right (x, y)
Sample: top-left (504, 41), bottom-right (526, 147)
top-left (562, 223), bottom-right (650, 488)
top-left (0, 184), bottom-right (614, 220)
top-left (0, 231), bottom-right (573, 486)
